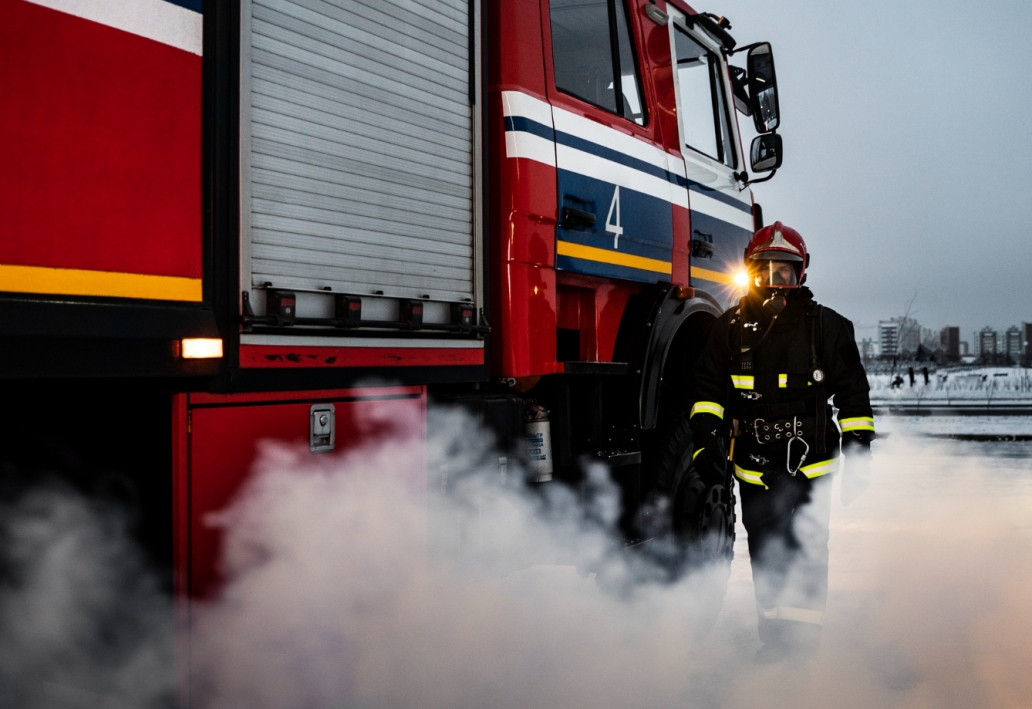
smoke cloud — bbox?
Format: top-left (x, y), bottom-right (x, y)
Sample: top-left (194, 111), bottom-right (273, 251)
top-left (2, 405), bottom-right (1031, 708)
top-left (0, 488), bottom-right (173, 708)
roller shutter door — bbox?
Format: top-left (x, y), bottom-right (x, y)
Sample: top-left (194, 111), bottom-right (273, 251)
top-left (241, 0), bottom-right (475, 304)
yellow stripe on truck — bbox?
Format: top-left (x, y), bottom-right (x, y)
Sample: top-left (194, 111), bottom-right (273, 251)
top-left (690, 265), bottom-right (734, 285)
top-left (0, 263), bottom-right (203, 302)
top-left (556, 241), bottom-right (672, 275)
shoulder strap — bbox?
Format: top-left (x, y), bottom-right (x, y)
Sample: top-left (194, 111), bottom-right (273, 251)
top-left (808, 303), bottom-right (828, 456)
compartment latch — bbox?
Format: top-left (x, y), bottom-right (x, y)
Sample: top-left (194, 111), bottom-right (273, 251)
top-left (310, 404), bottom-right (335, 453)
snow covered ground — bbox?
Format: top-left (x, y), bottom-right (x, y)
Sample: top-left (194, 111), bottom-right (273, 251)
top-left (868, 366), bottom-right (1032, 410)
top-left (876, 414), bottom-right (1032, 438)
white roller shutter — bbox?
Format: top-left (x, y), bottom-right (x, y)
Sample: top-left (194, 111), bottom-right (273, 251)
top-left (240, 0), bottom-right (477, 306)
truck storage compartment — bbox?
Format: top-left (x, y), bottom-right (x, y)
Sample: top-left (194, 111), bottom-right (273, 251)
top-left (177, 386), bottom-right (426, 599)
top-left (239, 0), bottom-right (482, 330)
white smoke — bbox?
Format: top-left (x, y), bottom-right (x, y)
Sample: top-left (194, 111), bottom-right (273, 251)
top-left (2, 406), bottom-right (1032, 708)
top-left (0, 488), bottom-right (173, 708)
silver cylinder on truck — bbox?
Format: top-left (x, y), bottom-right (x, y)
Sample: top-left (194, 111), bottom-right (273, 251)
top-left (523, 402), bottom-right (553, 483)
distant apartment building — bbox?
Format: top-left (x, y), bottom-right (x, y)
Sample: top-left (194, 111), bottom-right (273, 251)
top-left (879, 317), bottom-right (920, 358)
top-left (878, 321), bottom-right (899, 358)
top-left (940, 326), bottom-right (960, 361)
top-left (1005, 326), bottom-right (1022, 363)
top-left (860, 338), bottom-right (877, 362)
top-left (977, 327), bottom-right (998, 359)
top-left (959, 340), bottom-right (969, 356)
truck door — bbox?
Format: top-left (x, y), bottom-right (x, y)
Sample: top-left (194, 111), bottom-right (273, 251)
top-left (543, 0), bottom-right (686, 283)
top-left (666, 7), bottom-right (754, 305)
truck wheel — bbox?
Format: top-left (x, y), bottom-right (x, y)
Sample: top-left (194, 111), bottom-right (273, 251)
top-left (656, 415), bottom-right (736, 568)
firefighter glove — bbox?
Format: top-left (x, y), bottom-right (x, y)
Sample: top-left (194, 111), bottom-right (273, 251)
top-left (692, 439), bottom-right (728, 489)
top-left (690, 412), bottom-right (723, 448)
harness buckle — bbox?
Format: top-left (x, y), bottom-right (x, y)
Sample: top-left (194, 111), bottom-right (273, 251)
top-left (753, 418), bottom-right (767, 445)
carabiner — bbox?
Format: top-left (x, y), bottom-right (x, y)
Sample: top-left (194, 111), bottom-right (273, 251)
top-left (786, 434), bottom-right (810, 476)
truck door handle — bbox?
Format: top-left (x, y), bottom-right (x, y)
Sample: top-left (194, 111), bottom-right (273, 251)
top-left (561, 206), bottom-right (596, 231)
top-left (692, 238), bottom-right (715, 259)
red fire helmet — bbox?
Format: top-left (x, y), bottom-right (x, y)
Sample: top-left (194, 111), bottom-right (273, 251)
top-left (743, 221), bottom-right (809, 289)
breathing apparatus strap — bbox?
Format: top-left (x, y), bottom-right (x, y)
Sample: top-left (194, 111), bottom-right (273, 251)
top-left (809, 303), bottom-right (827, 457)
top-left (730, 301), bottom-right (780, 366)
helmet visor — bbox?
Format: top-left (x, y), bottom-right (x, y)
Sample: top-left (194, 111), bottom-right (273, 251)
top-left (751, 259), bottom-right (800, 288)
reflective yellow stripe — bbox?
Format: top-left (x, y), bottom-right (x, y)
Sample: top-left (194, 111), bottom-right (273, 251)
top-left (778, 373), bottom-right (811, 388)
top-left (690, 265), bottom-right (734, 285)
top-left (734, 464), bottom-right (767, 488)
top-left (692, 447), bottom-right (705, 460)
top-left (556, 240), bottom-right (672, 275)
top-left (839, 416), bottom-right (876, 432)
top-left (690, 401), bottom-right (724, 419)
top-left (800, 458), bottom-right (838, 479)
top-left (0, 263), bottom-right (202, 302)
top-left (730, 375), bottom-right (754, 390)
top-left (759, 605), bottom-right (825, 625)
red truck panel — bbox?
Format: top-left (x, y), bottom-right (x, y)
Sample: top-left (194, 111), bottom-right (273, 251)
top-left (0, 0), bottom-right (202, 302)
top-left (176, 387), bottom-right (426, 599)
top-left (238, 345), bottom-right (484, 369)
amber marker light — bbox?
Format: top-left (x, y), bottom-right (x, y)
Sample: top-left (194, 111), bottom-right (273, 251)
top-left (180, 338), bottom-right (224, 359)
top-left (732, 268), bottom-right (750, 288)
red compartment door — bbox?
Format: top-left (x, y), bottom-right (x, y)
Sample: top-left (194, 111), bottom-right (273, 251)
top-left (178, 387), bottom-right (426, 599)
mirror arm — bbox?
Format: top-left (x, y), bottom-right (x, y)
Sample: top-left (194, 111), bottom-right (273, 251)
top-left (743, 169), bottom-right (777, 186)
top-left (727, 41), bottom-right (766, 57)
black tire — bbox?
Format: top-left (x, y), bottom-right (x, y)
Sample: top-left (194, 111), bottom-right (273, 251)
top-left (654, 414), bottom-right (736, 568)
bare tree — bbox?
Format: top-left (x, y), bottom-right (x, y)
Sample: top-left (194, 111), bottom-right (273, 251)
top-left (898, 291), bottom-right (919, 358)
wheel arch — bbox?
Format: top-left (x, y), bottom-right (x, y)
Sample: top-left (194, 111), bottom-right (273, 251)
top-left (612, 284), bottom-right (724, 432)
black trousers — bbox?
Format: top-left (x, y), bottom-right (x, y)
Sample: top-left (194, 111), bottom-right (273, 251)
top-left (738, 469), bottom-right (833, 649)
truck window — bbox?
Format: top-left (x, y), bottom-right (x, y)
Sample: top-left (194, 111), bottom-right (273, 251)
top-left (674, 27), bottom-right (736, 168)
top-left (550, 0), bottom-right (647, 126)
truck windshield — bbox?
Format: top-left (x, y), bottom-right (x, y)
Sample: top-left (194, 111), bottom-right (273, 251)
top-left (674, 27), bottom-right (736, 168)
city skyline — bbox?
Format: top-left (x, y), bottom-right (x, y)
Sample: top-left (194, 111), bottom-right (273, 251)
top-left (863, 318), bottom-right (1031, 363)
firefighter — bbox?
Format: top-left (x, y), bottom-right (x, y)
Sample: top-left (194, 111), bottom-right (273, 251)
top-left (688, 222), bottom-right (874, 661)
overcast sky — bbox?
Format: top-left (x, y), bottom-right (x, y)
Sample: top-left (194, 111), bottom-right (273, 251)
top-left (716, 0), bottom-right (1032, 345)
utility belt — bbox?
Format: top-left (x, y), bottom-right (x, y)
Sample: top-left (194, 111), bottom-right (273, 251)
top-left (733, 416), bottom-right (817, 445)
top-left (733, 415), bottom-right (820, 476)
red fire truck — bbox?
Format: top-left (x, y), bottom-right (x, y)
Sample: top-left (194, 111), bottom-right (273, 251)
top-left (0, 0), bottom-right (782, 601)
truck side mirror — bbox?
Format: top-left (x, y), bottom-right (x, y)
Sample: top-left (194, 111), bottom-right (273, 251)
top-left (747, 43), bottom-right (780, 133)
top-left (750, 133), bottom-right (783, 172)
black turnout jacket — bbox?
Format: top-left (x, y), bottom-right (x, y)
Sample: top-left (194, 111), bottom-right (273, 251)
top-left (689, 287), bottom-right (874, 487)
